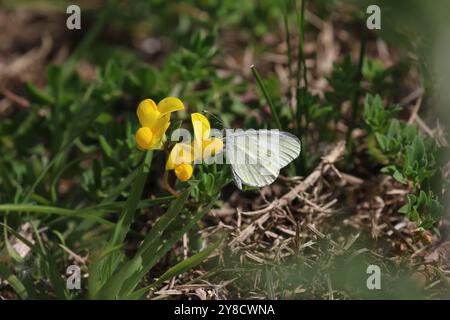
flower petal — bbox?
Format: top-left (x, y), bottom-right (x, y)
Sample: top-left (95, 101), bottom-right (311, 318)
top-left (202, 138), bottom-right (224, 159)
top-left (157, 97), bottom-right (185, 115)
top-left (174, 164), bottom-right (193, 181)
top-left (191, 113), bottom-right (211, 144)
top-left (135, 127), bottom-right (153, 150)
top-left (150, 114), bottom-right (170, 148)
top-left (137, 99), bottom-right (160, 127)
top-left (166, 143), bottom-right (194, 170)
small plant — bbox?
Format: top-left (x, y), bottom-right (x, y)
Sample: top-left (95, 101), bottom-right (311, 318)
top-left (363, 94), bottom-right (444, 229)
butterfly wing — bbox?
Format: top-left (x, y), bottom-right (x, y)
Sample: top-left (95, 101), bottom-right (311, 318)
top-left (272, 131), bottom-right (302, 167)
top-left (231, 163), bottom-right (279, 189)
top-left (226, 130), bottom-right (301, 189)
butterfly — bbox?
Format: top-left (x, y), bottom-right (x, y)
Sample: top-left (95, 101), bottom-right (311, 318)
top-left (225, 129), bottom-right (301, 190)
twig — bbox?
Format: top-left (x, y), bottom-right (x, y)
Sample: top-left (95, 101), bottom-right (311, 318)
top-left (382, 215), bottom-right (418, 252)
top-left (407, 96), bottom-right (423, 124)
top-left (400, 88), bottom-right (424, 107)
top-left (242, 141), bottom-right (345, 215)
top-left (327, 273), bottom-right (334, 300)
top-left (0, 88), bottom-right (30, 109)
top-left (59, 244), bottom-right (88, 265)
top-left (230, 213), bottom-right (270, 247)
top-left (433, 267), bottom-right (450, 290)
top-left (414, 115), bottom-right (434, 137)
top-left (183, 233), bottom-right (188, 259)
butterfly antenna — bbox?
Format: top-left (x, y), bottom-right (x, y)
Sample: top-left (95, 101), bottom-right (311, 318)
top-left (202, 109), bottom-right (225, 129)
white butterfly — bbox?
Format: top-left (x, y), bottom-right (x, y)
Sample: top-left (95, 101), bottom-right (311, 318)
top-left (225, 129), bottom-right (301, 190)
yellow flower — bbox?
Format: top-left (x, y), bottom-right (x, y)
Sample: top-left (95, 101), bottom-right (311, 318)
top-left (135, 97), bottom-right (184, 150)
top-left (191, 113), bottom-right (223, 160)
top-left (165, 113), bottom-right (224, 183)
top-left (175, 164), bottom-right (193, 181)
top-left (165, 143), bottom-right (194, 170)
top-left (166, 142), bottom-right (194, 181)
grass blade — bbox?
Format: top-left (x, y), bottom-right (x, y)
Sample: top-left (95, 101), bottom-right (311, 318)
top-left (95, 189), bottom-right (191, 299)
top-left (135, 189), bottom-right (191, 258)
top-left (0, 263), bottom-right (28, 299)
top-left (109, 150), bottom-right (153, 247)
top-left (0, 204), bottom-right (113, 226)
top-left (251, 65), bottom-right (283, 129)
top-left (151, 239), bottom-right (221, 289)
top-left (124, 239), bottom-right (221, 299)
top-left (120, 199), bottom-right (217, 297)
top-left (3, 217), bottom-right (23, 263)
top-left (295, 0), bottom-right (308, 173)
top-left (90, 150), bottom-right (153, 298)
top-left (283, 0), bottom-right (296, 126)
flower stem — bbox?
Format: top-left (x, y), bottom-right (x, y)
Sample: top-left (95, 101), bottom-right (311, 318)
top-left (163, 170), bottom-right (180, 197)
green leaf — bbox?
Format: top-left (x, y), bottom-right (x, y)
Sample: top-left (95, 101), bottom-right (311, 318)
top-left (417, 190), bottom-right (427, 208)
top-left (408, 209), bottom-right (420, 222)
top-left (403, 124), bottom-right (417, 142)
top-left (94, 189), bottom-right (190, 299)
top-left (91, 150), bottom-right (153, 297)
top-left (103, 189), bottom-right (191, 298)
top-left (94, 255), bottom-right (143, 300)
top-left (119, 198), bottom-right (216, 297)
top-left (109, 150), bottom-right (153, 247)
top-left (135, 189), bottom-right (191, 259)
top-left (362, 58), bottom-right (384, 81)
top-left (123, 239), bottom-right (221, 300)
top-left (412, 136), bottom-right (426, 162)
top-left (393, 170), bottom-right (407, 184)
top-left (24, 82), bottom-right (55, 105)
top-left (99, 135), bottom-right (113, 158)
top-left (398, 204), bottom-right (409, 214)
top-left (151, 239), bottom-right (221, 290)
top-left (380, 165), bottom-right (395, 174)
top-left (0, 204), bottom-right (113, 226)
top-left (375, 133), bottom-right (388, 151)
top-left (0, 262), bottom-right (28, 299)
top-left (3, 217), bottom-right (23, 263)
top-left (387, 119), bottom-right (401, 140)
top-left (88, 244), bottom-right (125, 298)
top-left (46, 252), bottom-right (69, 299)
top-left (0, 222), bottom-right (35, 250)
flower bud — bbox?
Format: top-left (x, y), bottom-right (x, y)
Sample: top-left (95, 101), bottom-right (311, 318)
top-left (175, 164), bottom-right (193, 181)
top-left (135, 127), bottom-right (153, 150)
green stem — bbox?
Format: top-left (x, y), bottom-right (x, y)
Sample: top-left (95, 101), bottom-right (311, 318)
top-left (295, 0), bottom-right (308, 173)
top-left (300, 0), bottom-right (308, 92)
top-left (301, 3), bottom-right (308, 137)
top-left (345, 27), bottom-right (367, 158)
top-left (251, 65), bottom-right (283, 129)
top-left (283, 0), bottom-right (295, 126)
